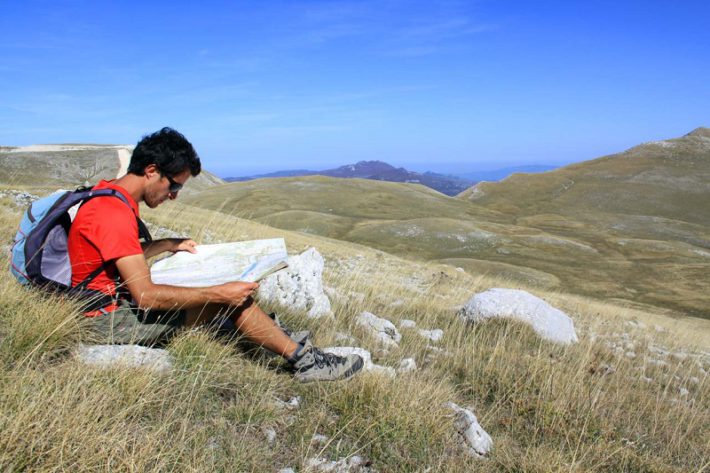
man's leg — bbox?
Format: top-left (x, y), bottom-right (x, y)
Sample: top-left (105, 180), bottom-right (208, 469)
top-left (184, 299), bottom-right (364, 382)
top-left (184, 299), bottom-right (299, 358)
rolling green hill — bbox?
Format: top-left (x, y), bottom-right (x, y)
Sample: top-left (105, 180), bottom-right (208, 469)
top-left (182, 129), bottom-right (710, 318)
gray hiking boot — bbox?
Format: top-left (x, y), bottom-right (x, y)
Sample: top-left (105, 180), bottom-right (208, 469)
top-left (290, 341), bottom-right (364, 383)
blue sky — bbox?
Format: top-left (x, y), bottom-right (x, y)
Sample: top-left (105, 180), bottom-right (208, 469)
top-left (1, 1), bottom-right (708, 176)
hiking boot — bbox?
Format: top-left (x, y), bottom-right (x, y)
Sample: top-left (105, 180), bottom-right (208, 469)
top-left (269, 312), bottom-right (311, 345)
top-left (289, 341), bottom-right (364, 383)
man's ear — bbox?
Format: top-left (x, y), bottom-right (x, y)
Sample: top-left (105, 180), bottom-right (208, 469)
top-left (144, 164), bottom-right (160, 179)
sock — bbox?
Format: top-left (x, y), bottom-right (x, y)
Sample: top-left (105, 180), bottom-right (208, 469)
top-left (287, 343), bottom-right (307, 365)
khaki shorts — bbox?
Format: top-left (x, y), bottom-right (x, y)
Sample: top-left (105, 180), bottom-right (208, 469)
top-left (86, 299), bottom-right (187, 346)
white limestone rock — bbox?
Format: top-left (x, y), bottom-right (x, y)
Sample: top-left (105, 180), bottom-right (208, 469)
top-left (356, 312), bottom-right (401, 347)
top-left (305, 455), bottom-right (370, 472)
top-left (276, 396), bottom-right (302, 410)
top-left (259, 247), bottom-right (333, 319)
top-left (399, 319), bottom-right (417, 329)
top-left (262, 427), bottom-right (277, 444)
top-left (311, 433), bottom-right (329, 444)
top-left (418, 328), bottom-right (444, 342)
top-left (398, 357), bottom-right (417, 373)
top-left (323, 346), bottom-right (396, 377)
top-left (446, 402), bottom-right (493, 458)
top-left (75, 344), bottom-right (173, 372)
top-left (458, 288), bottom-right (578, 344)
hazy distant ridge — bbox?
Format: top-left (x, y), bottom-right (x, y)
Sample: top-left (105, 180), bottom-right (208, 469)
top-left (225, 160), bottom-right (474, 196)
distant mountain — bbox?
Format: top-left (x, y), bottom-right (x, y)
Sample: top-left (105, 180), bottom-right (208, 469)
top-left (225, 160), bottom-right (474, 196)
top-left (456, 165), bottom-right (558, 182)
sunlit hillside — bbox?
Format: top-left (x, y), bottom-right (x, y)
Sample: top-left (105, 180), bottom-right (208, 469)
top-left (1, 187), bottom-right (708, 471)
top-left (181, 130), bottom-right (710, 318)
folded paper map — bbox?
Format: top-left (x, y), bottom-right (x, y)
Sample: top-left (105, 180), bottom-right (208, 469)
top-left (150, 238), bottom-right (288, 287)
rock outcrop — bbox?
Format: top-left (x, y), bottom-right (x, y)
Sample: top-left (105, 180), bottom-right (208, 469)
top-left (259, 248), bottom-right (333, 318)
top-left (458, 288), bottom-right (578, 344)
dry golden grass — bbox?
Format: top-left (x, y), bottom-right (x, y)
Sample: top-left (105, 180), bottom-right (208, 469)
top-left (0, 194), bottom-right (708, 471)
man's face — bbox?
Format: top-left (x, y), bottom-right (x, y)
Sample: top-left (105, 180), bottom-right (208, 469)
top-left (144, 168), bottom-right (191, 208)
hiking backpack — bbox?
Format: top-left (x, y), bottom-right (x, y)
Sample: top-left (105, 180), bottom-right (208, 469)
top-left (10, 187), bottom-right (152, 308)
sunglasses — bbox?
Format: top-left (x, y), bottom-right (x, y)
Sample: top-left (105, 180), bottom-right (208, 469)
top-left (162, 173), bottom-right (183, 193)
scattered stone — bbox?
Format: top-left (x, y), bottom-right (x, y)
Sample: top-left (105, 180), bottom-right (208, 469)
top-left (418, 328), bottom-right (444, 342)
top-left (263, 427), bottom-right (277, 444)
top-left (646, 358), bottom-right (669, 367)
top-left (323, 347), bottom-right (396, 377)
top-left (689, 376), bottom-right (700, 385)
top-left (625, 320), bottom-right (647, 329)
top-left (305, 455), bottom-right (371, 472)
top-left (458, 288), bottom-right (579, 344)
top-left (276, 396), bottom-right (302, 410)
top-left (671, 352), bottom-right (689, 361)
top-left (311, 433), bottom-right (329, 444)
top-left (446, 402), bottom-right (493, 458)
top-left (0, 189), bottom-right (40, 208)
top-left (356, 312), bottom-right (401, 347)
top-left (648, 345), bottom-right (669, 357)
top-left (399, 319), bottom-right (417, 329)
top-left (398, 358), bottom-right (417, 373)
top-left (625, 351), bottom-right (637, 359)
top-left (278, 468), bottom-right (296, 473)
top-left (259, 248), bottom-right (333, 319)
top-left (75, 344), bottom-right (172, 372)
top-left (640, 376), bottom-right (653, 383)
top-left (679, 387), bottom-right (689, 397)
top-left (455, 267), bottom-right (465, 273)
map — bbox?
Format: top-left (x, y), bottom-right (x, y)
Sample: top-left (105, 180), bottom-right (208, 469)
top-left (150, 238), bottom-right (288, 287)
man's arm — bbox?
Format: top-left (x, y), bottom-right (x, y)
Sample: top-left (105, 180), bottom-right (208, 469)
top-left (142, 238), bottom-right (198, 259)
top-left (115, 254), bottom-right (257, 310)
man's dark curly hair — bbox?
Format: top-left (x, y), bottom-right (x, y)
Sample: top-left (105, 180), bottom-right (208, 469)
top-left (127, 127), bottom-right (201, 177)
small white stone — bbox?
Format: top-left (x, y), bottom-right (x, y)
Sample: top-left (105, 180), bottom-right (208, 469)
top-left (356, 312), bottom-right (401, 347)
top-left (679, 387), bottom-right (689, 397)
top-left (418, 329), bottom-right (444, 342)
top-left (398, 358), bottom-right (417, 373)
top-left (446, 402), bottom-right (492, 458)
top-left (640, 376), bottom-right (653, 383)
top-left (312, 433), bottom-right (329, 444)
top-left (671, 352), bottom-right (689, 361)
top-left (399, 319), bottom-right (417, 329)
top-left (263, 427), bottom-right (277, 444)
top-left (75, 344), bottom-right (173, 372)
top-left (689, 376), bottom-right (700, 384)
top-left (278, 468), bottom-right (296, 473)
top-left (276, 396), bottom-right (301, 410)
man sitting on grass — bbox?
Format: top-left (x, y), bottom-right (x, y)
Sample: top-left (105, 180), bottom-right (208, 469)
top-left (68, 127), bottom-right (363, 382)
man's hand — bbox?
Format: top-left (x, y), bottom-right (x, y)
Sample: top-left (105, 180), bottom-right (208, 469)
top-left (171, 238), bottom-right (198, 254)
top-left (217, 281), bottom-right (259, 307)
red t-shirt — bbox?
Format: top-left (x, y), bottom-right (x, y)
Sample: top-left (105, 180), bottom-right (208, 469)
top-left (68, 180), bottom-right (143, 313)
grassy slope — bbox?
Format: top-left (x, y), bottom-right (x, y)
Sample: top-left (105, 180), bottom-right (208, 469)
top-left (181, 131), bottom-right (710, 318)
top-left (1, 193), bottom-right (708, 471)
